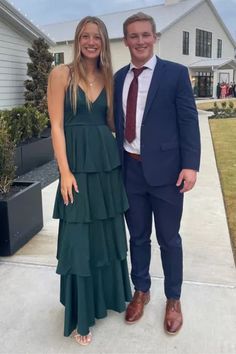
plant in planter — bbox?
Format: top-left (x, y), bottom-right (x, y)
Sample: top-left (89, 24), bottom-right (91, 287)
top-left (2, 106), bottom-right (48, 145)
top-left (0, 105), bottom-right (54, 176)
top-left (0, 38), bottom-right (54, 177)
top-left (0, 117), bottom-right (43, 257)
top-left (0, 117), bottom-right (16, 194)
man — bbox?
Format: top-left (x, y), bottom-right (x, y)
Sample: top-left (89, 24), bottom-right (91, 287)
top-left (114, 12), bottom-right (201, 335)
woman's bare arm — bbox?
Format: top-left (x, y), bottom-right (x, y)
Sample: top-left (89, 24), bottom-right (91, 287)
top-left (47, 65), bottom-right (78, 205)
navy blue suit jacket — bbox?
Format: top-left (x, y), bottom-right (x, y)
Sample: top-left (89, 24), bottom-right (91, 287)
top-left (114, 56), bottom-right (201, 186)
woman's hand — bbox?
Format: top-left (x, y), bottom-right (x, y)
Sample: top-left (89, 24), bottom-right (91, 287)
top-left (60, 171), bottom-right (79, 205)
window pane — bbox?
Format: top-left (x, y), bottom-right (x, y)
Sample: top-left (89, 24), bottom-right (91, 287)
top-left (217, 39), bottom-right (222, 58)
top-left (196, 29), bottom-right (212, 57)
top-left (54, 52), bottom-right (64, 65)
top-left (183, 31), bottom-right (189, 55)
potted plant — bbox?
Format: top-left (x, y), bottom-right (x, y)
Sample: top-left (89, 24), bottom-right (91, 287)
top-left (1, 105), bottom-right (54, 176)
top-left (0, 37), bottom-right (55, 177)
top-left (0, 116), bottom-right (43, 256)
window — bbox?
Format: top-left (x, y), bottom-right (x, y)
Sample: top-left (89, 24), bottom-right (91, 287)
top-left (183, 31), bottom-right (189, 55)
top-left (217, 39), bottom-right (222, 58)
top-left (54, 52), bottom-right (64, 65)
top-left (195, 29), bottom-right (212, 57)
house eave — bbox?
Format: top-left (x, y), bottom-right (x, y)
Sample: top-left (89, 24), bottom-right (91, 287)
top-left (161, 0), bottom-right (236, 49)
top-left (0, 0), bottom-right (55, 45)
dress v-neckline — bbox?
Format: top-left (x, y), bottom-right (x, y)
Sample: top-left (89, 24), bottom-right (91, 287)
top-left (79, 86), bottom-right (105, 104)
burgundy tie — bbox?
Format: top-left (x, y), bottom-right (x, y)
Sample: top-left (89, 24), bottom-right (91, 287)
top-left (125, 67), bottom-right (146, 143)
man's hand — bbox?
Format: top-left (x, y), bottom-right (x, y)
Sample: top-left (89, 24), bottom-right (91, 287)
top-left (176, 169), bottom-right (197, 193)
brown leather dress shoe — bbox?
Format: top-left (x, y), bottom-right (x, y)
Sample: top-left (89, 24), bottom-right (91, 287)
top-left (125, 290), bottom-right (150, 324)
top-left (164, 299), bottom-right (183, 335)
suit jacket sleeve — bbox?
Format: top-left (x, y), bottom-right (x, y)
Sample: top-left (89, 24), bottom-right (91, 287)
top-left (176, 66), bottom-right (201, 171)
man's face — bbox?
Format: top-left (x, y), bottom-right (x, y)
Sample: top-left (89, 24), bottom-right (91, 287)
top-left (124, 20), bottom-right (157, 67)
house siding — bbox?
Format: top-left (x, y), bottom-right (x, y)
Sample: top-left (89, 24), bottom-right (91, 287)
top-left (110, 40), bottom-right (160, 72)
top-left (51, 42), bottom-right (73, 65)
top-left (160, 1), bottom-right (234, 64)
top-left (0, 17), bottom-right (30, 109)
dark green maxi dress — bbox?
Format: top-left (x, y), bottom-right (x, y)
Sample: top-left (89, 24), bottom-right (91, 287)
top-left (53, 86), bottom-right (132, 336)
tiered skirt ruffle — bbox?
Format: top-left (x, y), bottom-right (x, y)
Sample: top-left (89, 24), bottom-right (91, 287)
top-left (53, 125), bottom-right (131, 336)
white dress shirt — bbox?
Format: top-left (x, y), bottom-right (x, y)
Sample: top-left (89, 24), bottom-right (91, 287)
top-left (123, 55), bottom-right (157, 154)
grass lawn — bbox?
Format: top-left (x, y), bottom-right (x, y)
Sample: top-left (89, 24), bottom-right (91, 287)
top-left (209, 118), bottom-right (236, 264)
top-left (197, 98), bottom-right (236, 111)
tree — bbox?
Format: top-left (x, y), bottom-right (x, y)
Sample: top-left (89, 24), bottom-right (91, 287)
top-left (24, 38), bottom-right (54, 114)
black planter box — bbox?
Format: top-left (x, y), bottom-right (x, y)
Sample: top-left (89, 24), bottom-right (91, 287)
top-left (0, 181), bottom-right (43, 256)
top-left (15, 136), bottom-right (54, 176)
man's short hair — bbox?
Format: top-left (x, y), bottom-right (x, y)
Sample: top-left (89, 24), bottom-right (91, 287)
top-left (123, 12), bottom-right (157, 37)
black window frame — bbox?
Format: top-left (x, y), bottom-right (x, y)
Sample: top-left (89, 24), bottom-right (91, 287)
top-left (195, 29), bottom-right (212, 58)
top-left (217, 39), bottom-right (222, 58)
top-left (183, 31), bottom-right (189, 55)
top-left (54, 52), bottom-right (64, 65)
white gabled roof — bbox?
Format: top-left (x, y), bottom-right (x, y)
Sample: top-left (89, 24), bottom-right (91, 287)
top-left (0, 0), bottom-right (55, 45)
top-left (190, 58), bottom-right (236, 69)
top-left (42, 0), bottom-right (203, 42)
top-left (41, 0), bottom-right (236, 48)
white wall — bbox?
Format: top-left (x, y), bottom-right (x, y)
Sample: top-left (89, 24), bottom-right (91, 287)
top-left (0, 18), bottom-right (31, 109)
top-left (110, 40), bottom-right (129, 72)
top-left (160, 1), bottom-right (235, 64)
top-left (51, 42), bottom-right (73, 64)
top-left (110, 39), bottom-right (160, 72)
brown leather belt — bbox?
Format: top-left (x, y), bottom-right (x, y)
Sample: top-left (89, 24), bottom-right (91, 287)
top-left (126, 151), bottom-right (142, 161)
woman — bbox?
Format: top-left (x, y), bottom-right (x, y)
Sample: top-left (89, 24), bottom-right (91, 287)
top-left (220, 82), bottom-right (227, 99)
top-left (47, 16), bottom-right (131, 346)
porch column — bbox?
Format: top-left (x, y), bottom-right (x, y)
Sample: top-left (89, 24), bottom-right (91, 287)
top-left (212, 68), bottom-right (218, 99)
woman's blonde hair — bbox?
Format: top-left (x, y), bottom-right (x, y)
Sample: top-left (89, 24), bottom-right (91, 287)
top-left (68, 16), bottom-right (114, 129)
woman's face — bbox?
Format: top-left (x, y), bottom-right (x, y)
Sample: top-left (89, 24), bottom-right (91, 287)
top-left (79, 22), bottom-right (102, 60)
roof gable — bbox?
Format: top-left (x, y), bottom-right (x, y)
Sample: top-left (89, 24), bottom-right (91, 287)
top-left (204, 0), bottom-right (236, 47)
top-left (0, 0), bottom-right (54, 45)
top-left (41, 0), bottom-right (235, 48)
top-left (42, 0), bottom-right (203, 42)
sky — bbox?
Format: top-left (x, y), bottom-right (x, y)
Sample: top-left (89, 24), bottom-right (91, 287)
top-left (9, 0), bottom-right (236, 39)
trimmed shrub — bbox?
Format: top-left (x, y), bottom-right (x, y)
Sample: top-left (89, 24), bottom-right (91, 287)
top-left (24, 38), bottom-right (54, 114)
top-left (0, 116), bottom-right (16, 194)
top-left (0, 106), bottom-right (48, 145)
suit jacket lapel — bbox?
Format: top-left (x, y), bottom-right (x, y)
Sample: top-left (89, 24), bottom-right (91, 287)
top-left (142, 57), bottom-right (166, 123)
top-left (116, 65), bottom-right (130, 127)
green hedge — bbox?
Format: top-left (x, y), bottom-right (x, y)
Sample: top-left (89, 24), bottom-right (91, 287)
top-left (0, 106), bottom-right (48, 145)
top-left (0, 105), bottom-right (49, 194)
top-left (0, 117), bottom-right (16, 194)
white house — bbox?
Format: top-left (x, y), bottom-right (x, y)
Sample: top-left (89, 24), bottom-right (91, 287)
top-left (42, 0), bottom-right (236, 98)
top-left (0, 0), bottom-right (54, 109)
